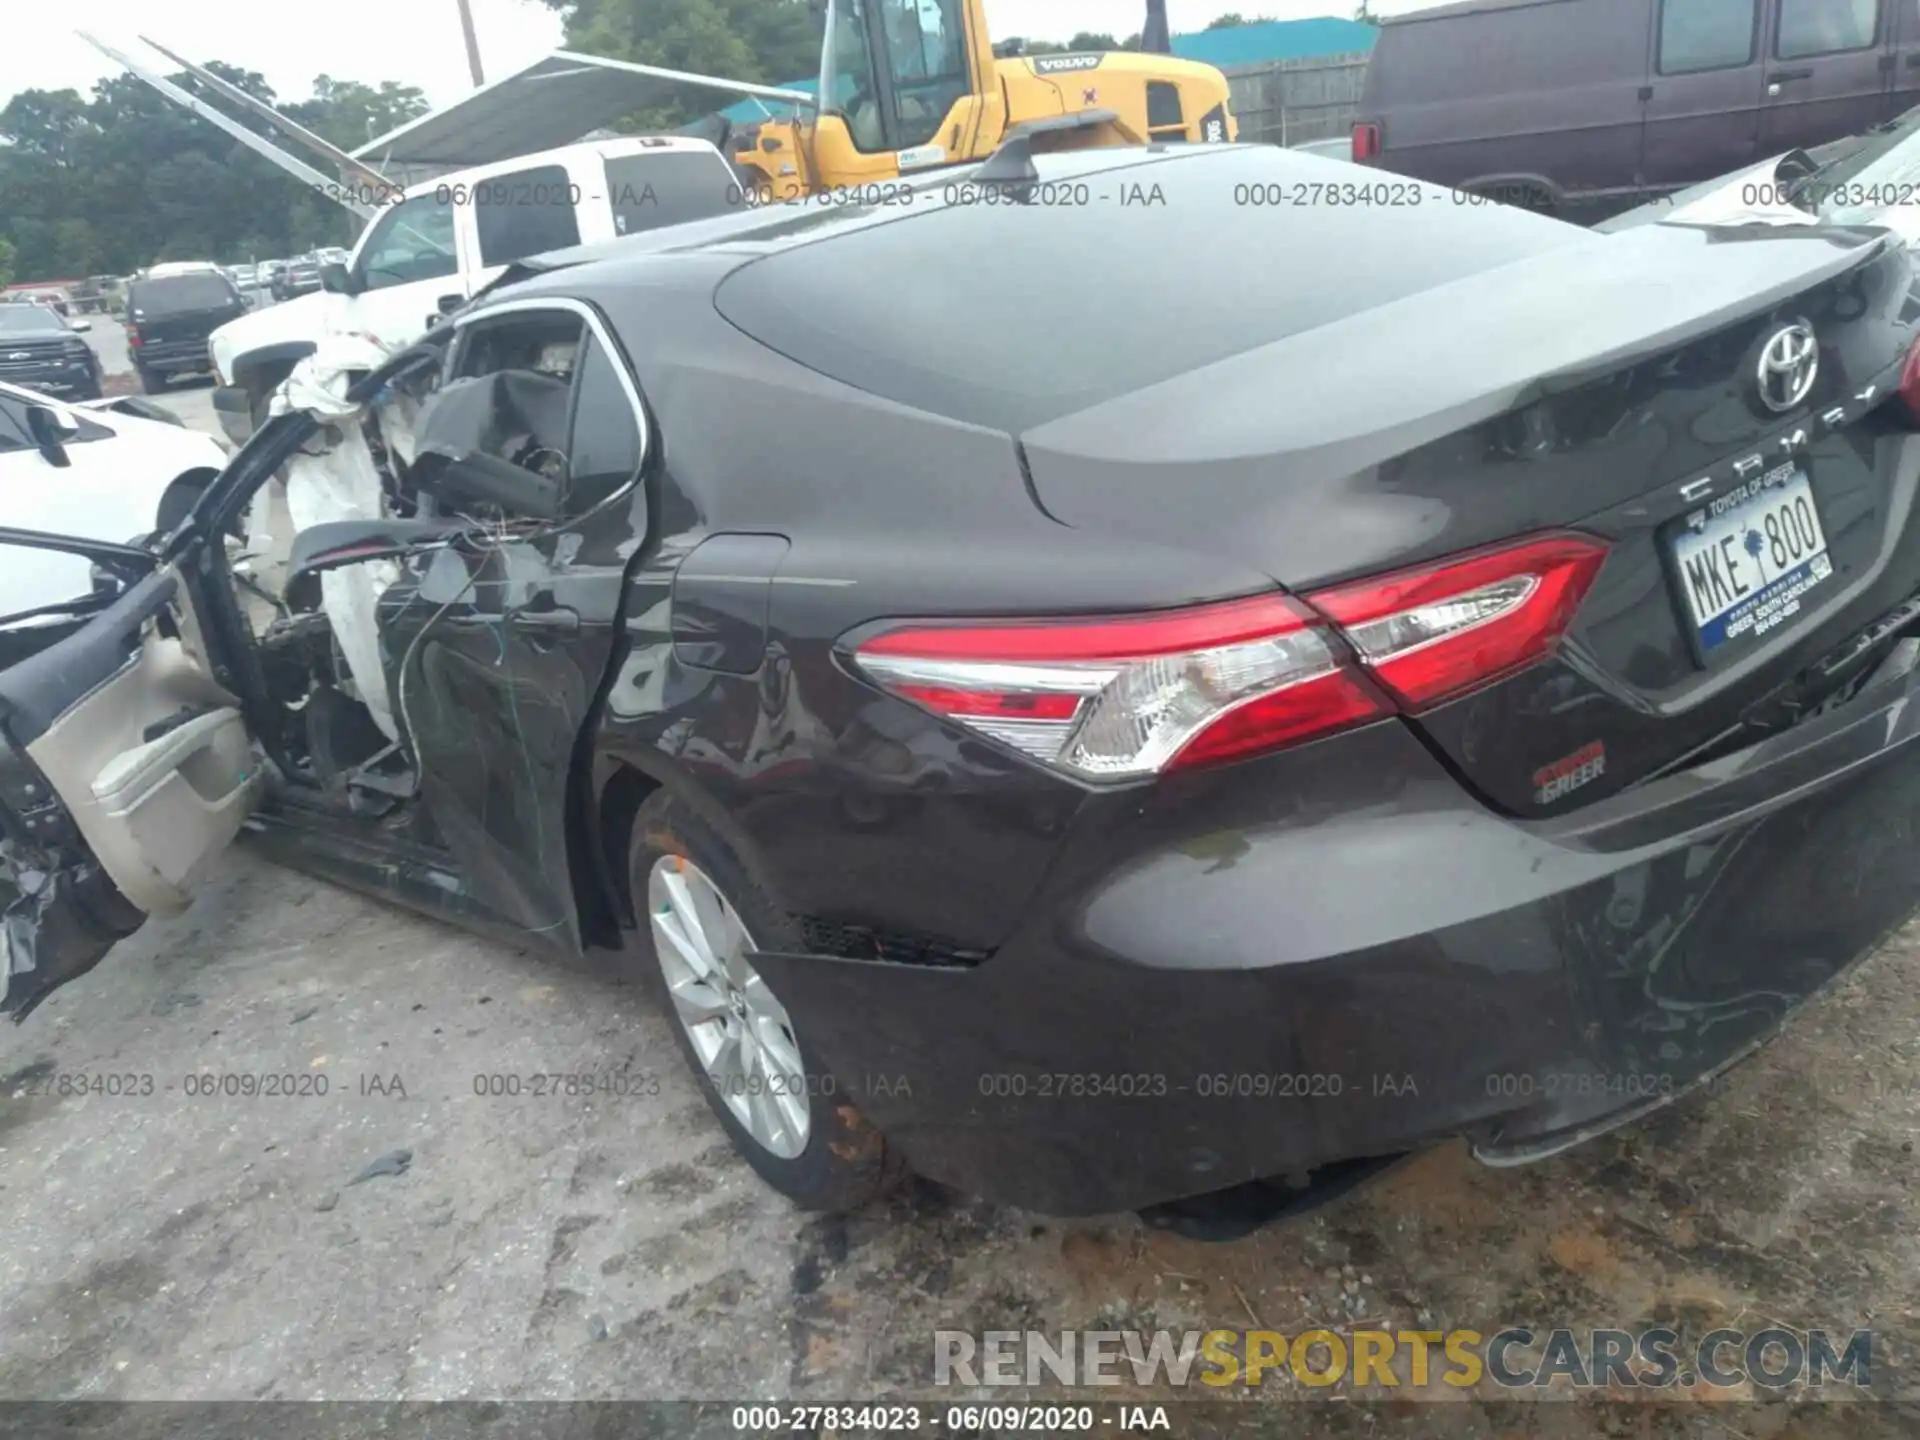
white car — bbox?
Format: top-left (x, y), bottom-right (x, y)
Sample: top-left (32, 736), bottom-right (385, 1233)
top-left (209, 136), bottom-right (743, 441)
top-left (0, 380), bottom-right (230, 619)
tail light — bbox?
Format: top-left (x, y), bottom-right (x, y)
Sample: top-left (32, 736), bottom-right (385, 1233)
top-left (1308, 535), bottom-right (1609, 710)
top-left (1352, 122), bottom-right (1381, 162)
top-left (1899, 332), bottom-right (1920, 423)
top-left (125, 322), bottom-right (141, 348)
top-left (850, 532), bottom-right (1608, 781)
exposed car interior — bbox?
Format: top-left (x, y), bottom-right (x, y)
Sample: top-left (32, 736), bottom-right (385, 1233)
top-left (0, 308), bottom-right (615, 990)
top-left (235, 312), bottom-right (589, 821)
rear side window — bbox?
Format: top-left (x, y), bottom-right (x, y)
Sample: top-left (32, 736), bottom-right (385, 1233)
top-left (604, 153), bottom-right (747, 237)
top-left (474, 164), bottom-right (584, 267)
top-left (435, 308), bottom-right (644, 520)
top-left (564, 336), bottom-right (646, 515)
top-left (1659, 0), bottom-right (1759, 74)
top-left (127, 275), bottom-right (236, 314)
top-left (1778, 0), bottom-right (1880, 57)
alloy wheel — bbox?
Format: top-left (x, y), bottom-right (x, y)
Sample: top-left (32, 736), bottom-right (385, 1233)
top-left (647, 854), bottom-right (811, 1159)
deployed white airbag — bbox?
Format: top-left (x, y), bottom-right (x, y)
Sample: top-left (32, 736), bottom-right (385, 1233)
top-left (269, 334), bottom-right (421, 742)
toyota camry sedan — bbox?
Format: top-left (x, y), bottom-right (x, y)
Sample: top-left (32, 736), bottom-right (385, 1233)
top-left (6, 140), bottom-right (1920, 1232)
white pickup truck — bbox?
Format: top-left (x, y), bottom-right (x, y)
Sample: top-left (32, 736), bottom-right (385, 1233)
top-left (211, 135), bottom-right (743, 443)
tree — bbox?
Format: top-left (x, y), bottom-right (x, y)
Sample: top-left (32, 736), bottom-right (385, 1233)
top-left (290, 77), bottom-right (431, 149)
top-left (0, 237), bottom-right (15, 290)
top-left (535, 0), bottom-right (821, 127)
top-left (1066, 32), bottom-right (1121, 51)
top-left (0, 63), bottom-right (433, 281)
top-left (1354, 0), bottom-right (1379, 21)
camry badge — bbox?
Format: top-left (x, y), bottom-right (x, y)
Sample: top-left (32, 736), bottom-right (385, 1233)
top-left (1756, 322), bottom-right (1818, 414)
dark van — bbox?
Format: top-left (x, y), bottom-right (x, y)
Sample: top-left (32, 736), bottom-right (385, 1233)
top-left (1353, 0), bottom-right (1920, 220)
top-left (125, 268), bottom-right (248, 394)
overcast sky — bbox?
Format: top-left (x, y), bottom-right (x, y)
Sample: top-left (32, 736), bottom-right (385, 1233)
top-left (3, 1), bottom-right (1438, 111)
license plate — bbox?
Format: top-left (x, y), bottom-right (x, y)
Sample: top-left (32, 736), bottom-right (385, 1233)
top-left (1671, 467), bottom-right (1832, 654)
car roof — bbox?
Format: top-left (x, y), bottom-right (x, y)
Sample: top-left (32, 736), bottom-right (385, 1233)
top-left (493, 142), bottom-right (1587, 435)
top-left (399, 133), bottom-right (730, 200)
top-left (495, 144), bottom-right (1238, 288)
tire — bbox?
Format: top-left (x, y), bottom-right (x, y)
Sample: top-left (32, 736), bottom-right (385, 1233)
top-left (137, 365), bottom-right (166, 395)
top-left (627, 791), bottom-right (902, 1211)
top-left (75, 371), bottom-right (103, 401)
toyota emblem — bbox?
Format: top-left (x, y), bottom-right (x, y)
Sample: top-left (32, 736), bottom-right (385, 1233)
top-left (1756, 322), bottom-right (1818, 414)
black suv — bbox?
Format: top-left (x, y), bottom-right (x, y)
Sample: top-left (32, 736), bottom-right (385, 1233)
top-left (125, 270), bottom-right (248, 394)
top-left (0, 303), bottom-right (102, 399)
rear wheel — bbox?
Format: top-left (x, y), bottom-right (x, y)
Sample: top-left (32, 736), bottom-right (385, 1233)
top-left (627, 792), bottom-right (901, 1211)
top-left (137, 365), bottom-right (166, 395)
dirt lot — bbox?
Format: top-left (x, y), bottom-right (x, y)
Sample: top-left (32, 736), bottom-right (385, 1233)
top-left (2, 850), bottom-right (1919, 1421)
top-left (4, 347), bottom-right (1919, 1431)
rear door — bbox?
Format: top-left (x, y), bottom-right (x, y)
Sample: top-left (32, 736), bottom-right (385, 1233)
top-left (599, 148), bottom-right (747, 238)
top-left (1758, 0), bottom-right (1897, 152)
top-left (372, 299), bottom-right (650, 950)
top-left (464, 159), bottom-right (589, 279)
top-left (1644, 0), bottom-right (1768, 189)
top-left (0, 532), bottom-right (261, 1016)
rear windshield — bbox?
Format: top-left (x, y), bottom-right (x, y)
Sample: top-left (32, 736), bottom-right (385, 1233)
top-left (129, 275), bottom-right (235, 314)
top-left (714, 147), bottom-right (1583, 431)
top-left (605, 152), bottom-right (747, 237)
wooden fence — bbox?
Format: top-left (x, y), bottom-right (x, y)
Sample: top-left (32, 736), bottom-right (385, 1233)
top-left (1224, 52), bottom-right (1373, 148)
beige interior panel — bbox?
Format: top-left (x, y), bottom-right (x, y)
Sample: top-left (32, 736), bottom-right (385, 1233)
top-left (25, 575), bottom-right (261, 916)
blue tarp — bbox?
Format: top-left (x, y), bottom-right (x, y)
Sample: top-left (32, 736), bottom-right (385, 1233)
top-left (711, 16), bottom-right (1378, 124)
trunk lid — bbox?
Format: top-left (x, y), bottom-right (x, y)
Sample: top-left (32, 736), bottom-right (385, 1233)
top-left (1020, 220), bottom-right (1920, 815)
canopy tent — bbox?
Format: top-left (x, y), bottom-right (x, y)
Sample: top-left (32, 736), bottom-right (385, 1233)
top-left (352, 51), bottom-right (811, 180)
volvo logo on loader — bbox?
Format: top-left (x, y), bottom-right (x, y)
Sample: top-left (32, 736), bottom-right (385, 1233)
top-left (1033, 54), bottom-right (1104, 74)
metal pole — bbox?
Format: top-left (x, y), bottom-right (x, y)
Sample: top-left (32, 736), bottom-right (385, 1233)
top-left (456, 0), bottom-right (486, 87)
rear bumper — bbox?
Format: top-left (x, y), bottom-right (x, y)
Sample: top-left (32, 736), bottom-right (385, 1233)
top-left (754, 640), bottom-right (1920, 1215)
top-left (134, 340), bottom-right (213, 375)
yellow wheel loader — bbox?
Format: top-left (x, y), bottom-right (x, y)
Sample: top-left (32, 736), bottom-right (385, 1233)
top-left (729, 0), bottom-right (1239, 200)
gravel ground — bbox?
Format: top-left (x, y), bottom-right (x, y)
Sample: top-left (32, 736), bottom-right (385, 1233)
top-left (5, 305), bottom-right (1920, 1428)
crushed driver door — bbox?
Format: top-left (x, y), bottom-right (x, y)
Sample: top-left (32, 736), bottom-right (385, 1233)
top-left (0, 531), bottom-right (262, 1017)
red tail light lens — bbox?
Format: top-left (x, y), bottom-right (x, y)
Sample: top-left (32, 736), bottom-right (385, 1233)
top-left (1308, 534), bottom-right (1610, 711)
top-left (851, 533), bottom-right (1608, 780)
top-left (1352, 122), bottom-right (1381, 161)
top-left (1899, 333), bottom-right (1920, 424)
top-left (125, 322), bottom-right (141, 347)
top-left (855, 595), bottom-right (1387, 779)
